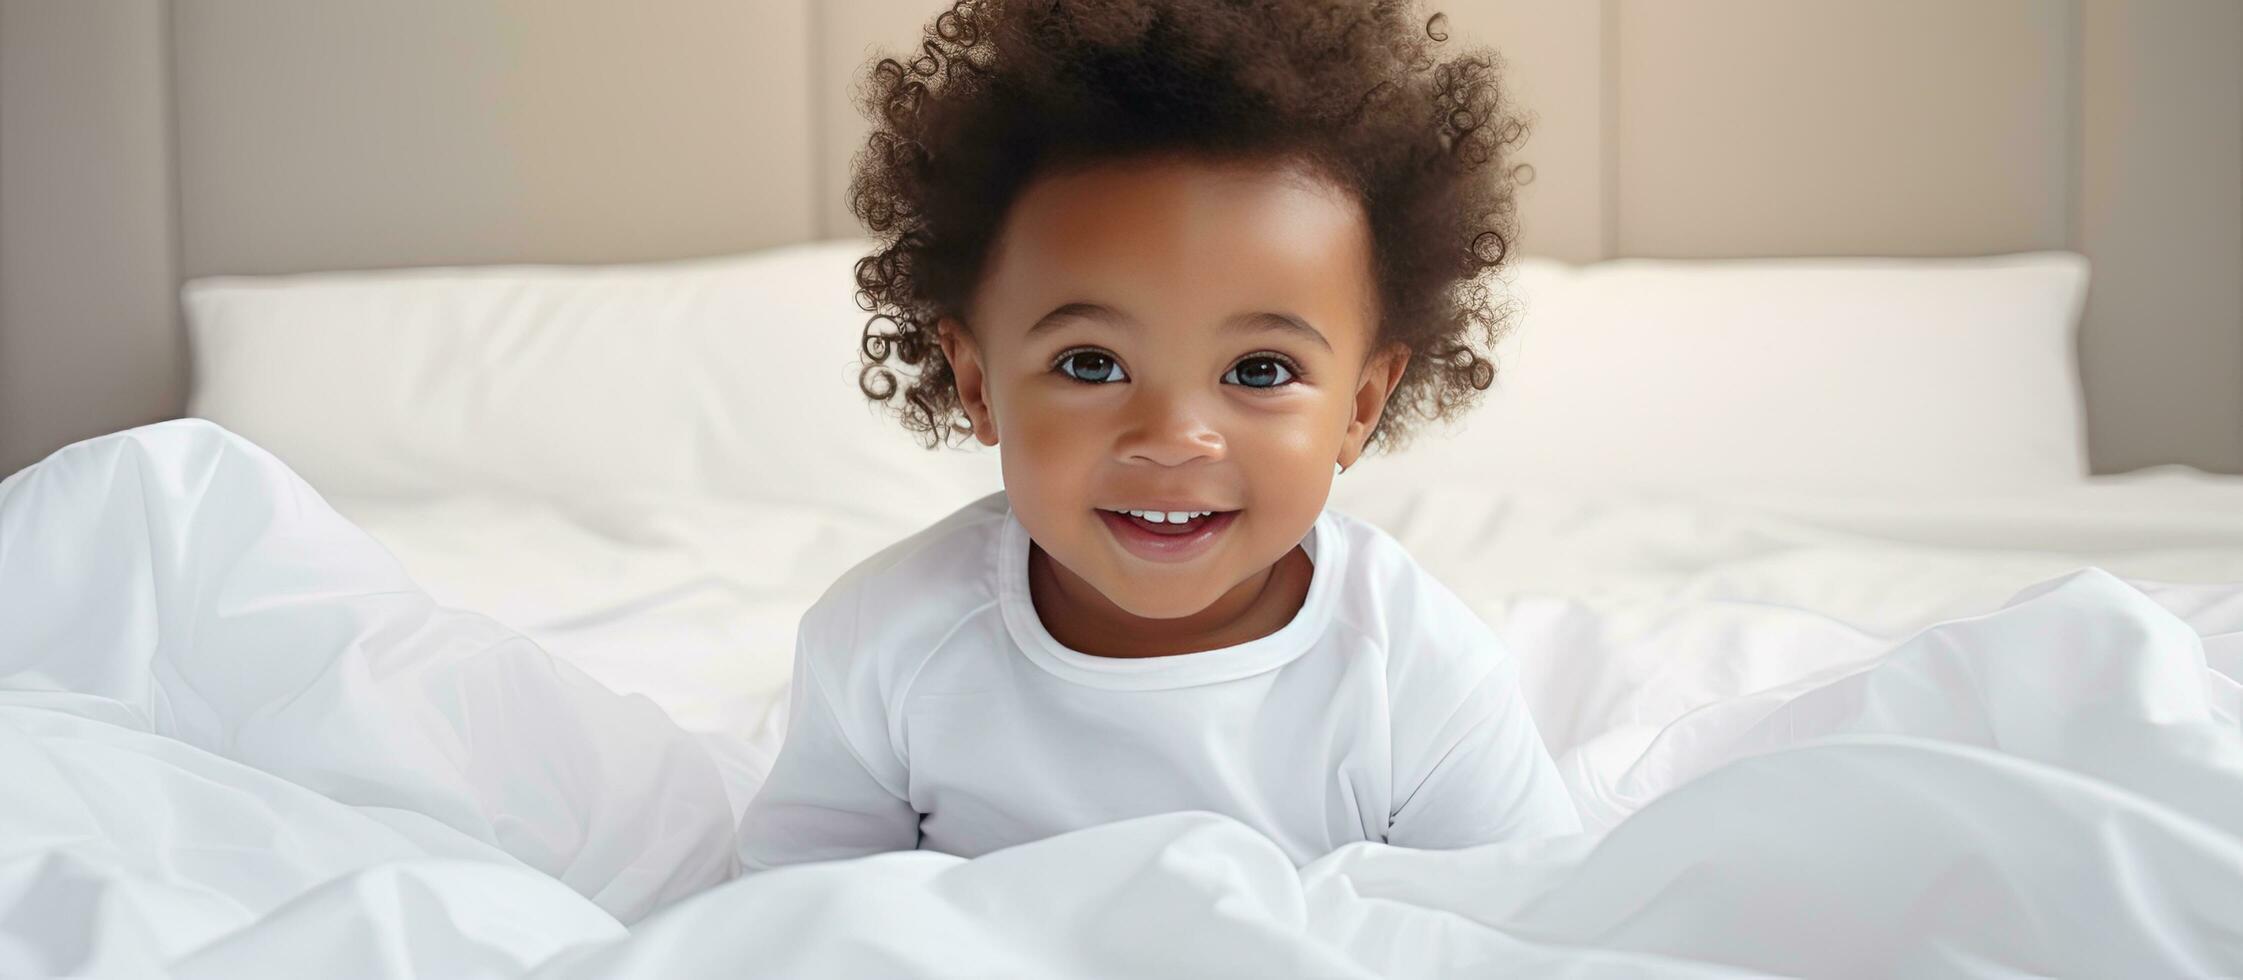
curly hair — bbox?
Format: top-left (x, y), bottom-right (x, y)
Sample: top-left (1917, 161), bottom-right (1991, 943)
top-left (848, 0), bottom-right (1533, 455)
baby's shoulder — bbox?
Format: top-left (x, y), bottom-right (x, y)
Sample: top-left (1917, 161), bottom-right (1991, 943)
top-left (796, 490), bottom-right (1011, 669)
top-left (1320, 508), bottom-right (1513, 690)
top-left (1320, 508), bottom-right (1486, 634)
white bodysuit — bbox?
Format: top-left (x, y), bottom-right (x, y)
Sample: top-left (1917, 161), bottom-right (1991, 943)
top-left (736, 490), bottom-right (1579, 872)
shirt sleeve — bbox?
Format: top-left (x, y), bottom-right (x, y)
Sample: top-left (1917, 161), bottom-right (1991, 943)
top-left (1386, 649), bottom-right (1581, 849)
top-left (735, 594), bottom-right (921, 873)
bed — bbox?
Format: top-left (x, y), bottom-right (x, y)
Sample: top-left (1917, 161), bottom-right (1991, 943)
top-left (6, 2), bottom-right (2243, 974)
top-left (6, 236), bottom-right (2243, 976)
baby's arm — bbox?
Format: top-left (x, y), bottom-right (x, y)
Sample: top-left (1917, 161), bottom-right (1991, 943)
top-left (736, 599), bottom-right (920, 873)
top-left (1386, 647), bottom-right (1581, 849)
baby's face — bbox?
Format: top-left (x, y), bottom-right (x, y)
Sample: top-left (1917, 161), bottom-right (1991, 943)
top-left (938, 154), bottom-right (1405, 620)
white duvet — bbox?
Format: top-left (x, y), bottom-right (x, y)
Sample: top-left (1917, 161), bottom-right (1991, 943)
top-left (6, 419), bottom-right (2243, 977)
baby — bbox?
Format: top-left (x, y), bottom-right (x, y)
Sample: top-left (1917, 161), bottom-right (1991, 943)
top-left (737, 0), bottom-right (1578, 871)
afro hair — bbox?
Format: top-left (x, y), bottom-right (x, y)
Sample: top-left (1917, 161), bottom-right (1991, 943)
top-left (847, 0), bottom-right (1533, 454)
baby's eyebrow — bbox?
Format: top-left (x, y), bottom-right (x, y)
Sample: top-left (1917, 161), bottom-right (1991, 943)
top-left (1026, 302), bottom-right (1331, 353)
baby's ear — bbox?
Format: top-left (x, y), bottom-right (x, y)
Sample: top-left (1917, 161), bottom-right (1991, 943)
top-left (1341, 342), bottom-right (1410, 463)
top-left (1353, 343), bottom-right (1410, 421)
top-left (1374, 341), bottom-right (1411, 393)
top-left (936, 317), bottom-right (1000, 447)
top-left (934, 317), bottom-right (963, 364)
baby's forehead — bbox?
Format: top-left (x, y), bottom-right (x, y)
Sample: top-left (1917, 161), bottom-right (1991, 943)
top-left (1008, 156), bottom-right (1363, 241)
top-left (989, 161), bottom-right (1373, 298)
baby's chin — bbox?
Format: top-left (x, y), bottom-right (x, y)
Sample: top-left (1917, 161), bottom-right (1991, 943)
top-left (1082, 549), bottom-right (1267, 622)
top-left (1093, 578), bottom-right (1235, 622)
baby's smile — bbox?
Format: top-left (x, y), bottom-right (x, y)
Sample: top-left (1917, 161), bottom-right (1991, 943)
top-left (1094, 507), bottom-right (1241, 563)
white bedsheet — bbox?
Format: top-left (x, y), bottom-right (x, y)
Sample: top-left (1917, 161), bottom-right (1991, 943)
top-left (6, 419), bottom-right (2243, 977)
top-left (328, 447), bottom-right (2243, 833)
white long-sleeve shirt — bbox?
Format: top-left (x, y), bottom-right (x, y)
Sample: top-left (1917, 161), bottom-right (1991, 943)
top-left (736, 490), bottom-right (1579, 872)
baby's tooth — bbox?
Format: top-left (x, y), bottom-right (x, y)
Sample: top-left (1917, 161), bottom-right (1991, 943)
top-left (1142, 511), bottom-right (1168, 523)
top-left (1164, 511), bottom-right (1189, 523)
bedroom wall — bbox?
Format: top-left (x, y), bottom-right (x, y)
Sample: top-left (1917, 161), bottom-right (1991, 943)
top-left (0, 0), bottom-right (181, 480)
top-left (1, 0), bottom-right (2238, 479)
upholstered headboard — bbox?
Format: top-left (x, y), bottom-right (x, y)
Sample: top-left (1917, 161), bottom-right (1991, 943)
top-left (3, 0), bottom-right (2237, 477)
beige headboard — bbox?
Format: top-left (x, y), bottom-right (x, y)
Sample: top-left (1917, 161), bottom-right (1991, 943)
top-left (3, 0), bottom-right (2238, 478)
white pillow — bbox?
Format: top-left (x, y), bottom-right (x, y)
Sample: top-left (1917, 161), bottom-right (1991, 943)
top-left (186, 238), bottom-right (1003, 523)
top-left (1357, 251), bottom-right (2091, 497)
top-left (190, 243), bottom-right (2089, 518)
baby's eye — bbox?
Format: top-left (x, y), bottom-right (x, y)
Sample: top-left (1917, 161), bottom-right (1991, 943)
top-left (1223, 355), bottom-right (1298, 389)
top-left (1054, 350), bottom-right (1128, 384)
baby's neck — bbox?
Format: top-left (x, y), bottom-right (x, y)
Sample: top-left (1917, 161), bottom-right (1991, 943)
top-left (1027, 543), bottom-right (1313, 658)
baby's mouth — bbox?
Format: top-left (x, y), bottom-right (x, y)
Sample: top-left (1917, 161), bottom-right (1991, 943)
top-left (1096, 508), bottom-right (1237, 536)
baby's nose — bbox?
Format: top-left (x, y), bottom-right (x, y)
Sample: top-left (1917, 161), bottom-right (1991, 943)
top-left (1119, 392), bottom-right (1225, 466)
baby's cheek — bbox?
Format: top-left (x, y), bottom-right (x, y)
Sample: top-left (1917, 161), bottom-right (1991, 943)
top-left (1233, 417), bottom-right (1333, 480)
top-left (1231, 423), bottom-right (1338, 534)
top-left (993, 407), bottom-right (1101, 512)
